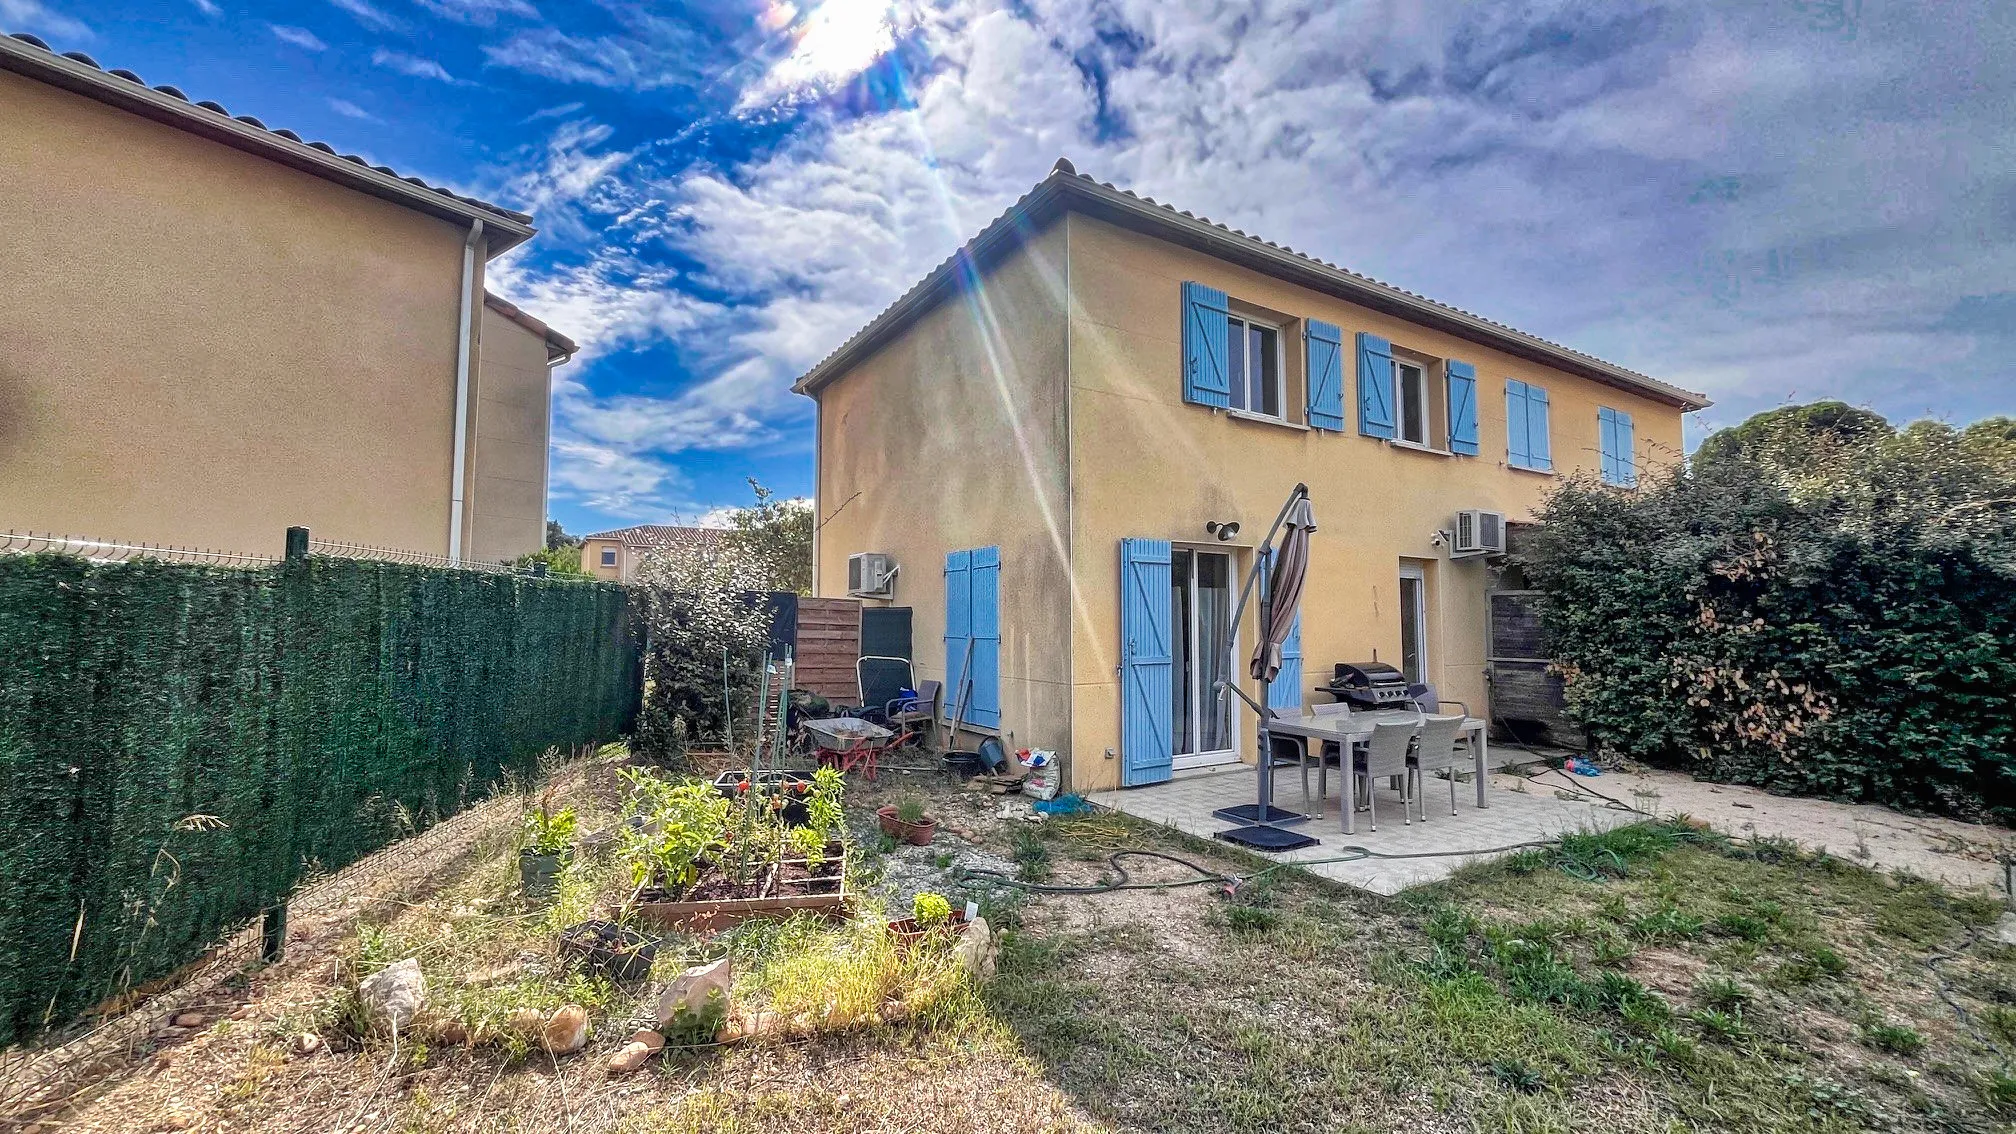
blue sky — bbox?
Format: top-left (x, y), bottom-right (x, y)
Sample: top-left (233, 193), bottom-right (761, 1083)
top-left (10, 0), bottom-right (2014, 535)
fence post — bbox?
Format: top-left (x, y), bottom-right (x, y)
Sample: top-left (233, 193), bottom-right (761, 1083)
top-left (261, 903), bottom-right (287, 963)
top-left (266, 524), bottom-right (308, 964)
top-left (532, 561), bottom-right (549, 577)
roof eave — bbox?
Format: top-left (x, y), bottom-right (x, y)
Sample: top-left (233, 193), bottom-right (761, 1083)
top-left (1, 36), bottom-right (537, 255)
top-left (793, 171), bottom-right (1710, 412)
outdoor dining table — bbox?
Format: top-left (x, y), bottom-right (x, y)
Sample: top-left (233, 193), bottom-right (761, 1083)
top-left (1265, 709), bottom-right (1491, 834)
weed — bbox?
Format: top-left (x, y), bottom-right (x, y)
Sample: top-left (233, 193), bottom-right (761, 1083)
top-left (1690, 1007), bottom-right (1750, 1044)
top-left (1592, 972), bottom-right (1668, 1026)
top-left (1712, 912), bottom-right (1772, 941)
top-left (1648, 1026), bottom-right (1696, 1062)
top-left (1012, 828), bottom-right (1052, 883)
top-left (1694, 976), bottom-right (1752, 1011)
top-left (1861, 1021), bottom-right (1925, 1056)
top-left (932, 852), bottom-right (954, 869)
top-left (1555, 824), bottom-right (1678, 879)
top-left (875, 833), bottom-right (899, 855)
top-left (1589, 931), bottom-right (1634, 968)
top-left (1226, 906), bottom-right (1281, 935)
top-left (1983, 1068), bottom-right (2016, 1114)
top-left (1630, 906), bottom-right (1704, 941)
top-left (1776, 945), bottom-right (1848, 985)
top-left (1500, 848), bottom-right (1551, 876)
top-left (1745, 835), bottom-right (1802, 865)
top-left (1489, 1057), bottom-right (1546, 1093)
top-left (1424, 906), bottom-right (1479, 950)
top-left (1983, 1004), bottom-right (2016, 1046)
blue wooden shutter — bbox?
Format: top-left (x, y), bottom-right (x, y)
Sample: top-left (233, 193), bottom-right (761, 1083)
top-left (1181, 282), bottom-right (1231, 408)
top-left (1598, 407), bottom-right (1621, 484)
top-left (945, 548), bottom-right (1001, 729)
top-left (1446, 360), bottom-right (1479, 455)
top-left (969, 546), bottom-right (1001, 727)
top-left (1119, 539), bottom-right (1174, 786)
top-left (1527, 384), bottom-right (1553, 470)
top-left (1262, 550), bottom-right (1304, 713)
top-left (1601, 408), bottom-right (1637, 487)
top-left (1506, 380), bottom-right (1532, 467)
top-left (1304, 320), bottom-right (1345, 431)
top-left (1356, 332), bottom-right (1396, 438)
top-left (944, 550), bottom-right (971, 723)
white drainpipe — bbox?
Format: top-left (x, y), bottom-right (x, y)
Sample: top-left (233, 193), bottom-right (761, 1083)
top-left (448, 219), bottom-right (484, 563)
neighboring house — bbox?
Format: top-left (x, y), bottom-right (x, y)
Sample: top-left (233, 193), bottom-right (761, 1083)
top-left (798, 160), bottom-right (1709, 794)
top-left (581, 525), bottom-right (727, 583)
top-left (0, 34), bottom-right (575, 563)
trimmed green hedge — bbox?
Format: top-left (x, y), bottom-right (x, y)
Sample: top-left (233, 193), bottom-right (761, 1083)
top-left (0, 554), bottom-right (641, 1045)
top-left (1520, 459), bottom-right (2016, 824)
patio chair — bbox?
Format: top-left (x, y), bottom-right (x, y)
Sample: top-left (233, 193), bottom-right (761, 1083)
top-left (1407, 714), bottom-right (1468, 822)
top-left (886, 679), bottom-right (941, 749)
top-left (1352, 719), bottom-right (1419, 832)
top-left (1300, 702), bottom-right (1351, 810)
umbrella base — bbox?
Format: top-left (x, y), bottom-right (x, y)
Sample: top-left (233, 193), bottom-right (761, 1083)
top-left (1214, 824), bottom-right (1320, 852)
top-left (1212, 803), bottom-right (1309, 826)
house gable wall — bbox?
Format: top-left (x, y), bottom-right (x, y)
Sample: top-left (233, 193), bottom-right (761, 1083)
top-left (468, 306), bottom-right (551, 564)
top-left (0, 68), bottom-right (473, 555)
top-left (811, 220), bottom-right (1072, 754)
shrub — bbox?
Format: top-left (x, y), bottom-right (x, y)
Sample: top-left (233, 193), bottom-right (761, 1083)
top-left (1519, 407), bottom-right (2016, 823)
top-left (912, 891), bottom-right (953, 928)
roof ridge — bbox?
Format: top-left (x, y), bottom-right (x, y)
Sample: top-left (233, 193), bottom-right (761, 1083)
top-left (3, 31), bottom-right (532, 227)
top-left (792, 160), bottom-right (1708, 409)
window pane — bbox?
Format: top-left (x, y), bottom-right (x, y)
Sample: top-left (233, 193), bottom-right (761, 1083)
top-left (1399, 363), bottom-right (1426, 444)
top-left (1226, 318), bottom-right (1247, 411)
top-left (1399, 576), bottom-right (1424, 685)
top-left (1196, 552), bottom-right (1233, 751)
top-left (1172, 549), bottom-right (1193, 755)
top-left (1256, 327), bottom-right (1279, 417)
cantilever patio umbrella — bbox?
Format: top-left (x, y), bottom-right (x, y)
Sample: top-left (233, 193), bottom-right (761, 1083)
top-left (1212, 483), bottom-right (1321, 852)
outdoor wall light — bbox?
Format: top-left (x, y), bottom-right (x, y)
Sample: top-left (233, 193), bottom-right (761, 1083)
top-left (1205, 520), bottom-right (1241, 542)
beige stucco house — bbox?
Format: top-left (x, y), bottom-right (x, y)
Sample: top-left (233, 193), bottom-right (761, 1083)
top-left (581, 524), bottom-right (726, 583)
top-left (0, 33), bottom-right (574, 563)
top-left (799, 160), bottom-right (1709, 794)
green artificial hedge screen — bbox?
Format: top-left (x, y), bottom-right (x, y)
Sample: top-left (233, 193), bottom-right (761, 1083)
top-left (0, 554), bottom-right (641, 1045)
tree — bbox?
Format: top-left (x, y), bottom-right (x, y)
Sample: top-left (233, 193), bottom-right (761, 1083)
top-left (1692, 400), bottom-right (1892, 489)
top-left (631, 530), bottom-right (777, 764)
top-left (546, 519), bottom-right (580, 550)
top-left (721, 479), bottom-right (813, 595)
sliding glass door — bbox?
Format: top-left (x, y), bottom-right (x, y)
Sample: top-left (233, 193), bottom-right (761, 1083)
top-left (1171, 548), bottom-right (1236, 765)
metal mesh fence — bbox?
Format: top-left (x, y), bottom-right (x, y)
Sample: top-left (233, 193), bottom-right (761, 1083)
top-left (0, 545), bottom-right (642, 1047)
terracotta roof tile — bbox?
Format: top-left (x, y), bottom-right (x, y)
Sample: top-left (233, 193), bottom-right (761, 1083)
top-left (792, 159), bottom-right (1709, 410)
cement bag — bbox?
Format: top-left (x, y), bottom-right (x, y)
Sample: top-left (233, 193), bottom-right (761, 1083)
top-left (1020, 749), bottom-right (1060, 800)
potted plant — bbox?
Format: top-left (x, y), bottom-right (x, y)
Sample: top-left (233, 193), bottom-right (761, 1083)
top-left (887, 890), bottom-right (965, 949)
top-left (559, 919), bottom-right (657, 983)
top-left (520, 795), bottom-right (576, 902)
top-left (876, 795), bottom-right (937, 845)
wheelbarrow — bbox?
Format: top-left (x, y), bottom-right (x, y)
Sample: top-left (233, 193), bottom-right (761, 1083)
top-left (804, 716), bottom-right (895, 782)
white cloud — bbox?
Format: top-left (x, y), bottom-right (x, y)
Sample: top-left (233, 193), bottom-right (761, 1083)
top-left (371, 47), bottom-right (459, 83)
top-left (190, 0), bottom-right (221, 16)
top-left (268, 24), bottom-right (327, 51)
top-left (326, 97), bottom-right (381, 122)
top-left (417, 0), bottom-right (538, 26)
top-left (0, 0), bottom-right (90, 39)
top-left (499, 0), bottom-right (2016, 517)
top-left (327, 0), bottom-right (398, 32)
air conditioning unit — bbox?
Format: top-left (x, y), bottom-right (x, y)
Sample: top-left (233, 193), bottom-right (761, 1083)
top-left (1453, 510), bottom-right (1506, 556)
top-left (847, 552), bottom-right (897, 598)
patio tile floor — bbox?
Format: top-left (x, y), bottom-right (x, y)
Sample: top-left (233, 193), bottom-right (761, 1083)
top-left (1087, 766), bottom-right (1634, 894)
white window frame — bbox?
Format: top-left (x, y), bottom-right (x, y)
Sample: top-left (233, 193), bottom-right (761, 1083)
top-left (1394, 357), bottom-right (1432, 446)
top-left (600, 547), bottom-right (618, 567)
top-left (1398, 563), bottom-right (1430, 688)
top-left (1171, 545), bottom-right (1241, 771)
top-left (1225, 315), bottom-right (1286, 423)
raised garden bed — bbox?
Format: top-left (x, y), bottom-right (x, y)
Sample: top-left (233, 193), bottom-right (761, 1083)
top-left (635, 842), bottom-right (849, 931)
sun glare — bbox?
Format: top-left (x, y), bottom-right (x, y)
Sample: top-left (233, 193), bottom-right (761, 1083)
top-left (746, 0), bottom-right (900, 106)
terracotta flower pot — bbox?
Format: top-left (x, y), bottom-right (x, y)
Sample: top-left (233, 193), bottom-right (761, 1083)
top-left (886, 911), bottom-right (969, 951)
top-left (876, 806), bottom-right (936, 846)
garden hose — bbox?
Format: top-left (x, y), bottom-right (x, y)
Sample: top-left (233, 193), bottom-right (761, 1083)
top-left (958, 850), bottom-right (1238, 895)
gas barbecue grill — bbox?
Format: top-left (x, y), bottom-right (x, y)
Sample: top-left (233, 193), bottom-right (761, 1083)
top-left (1323, 661), bottom-right (1415, 709)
